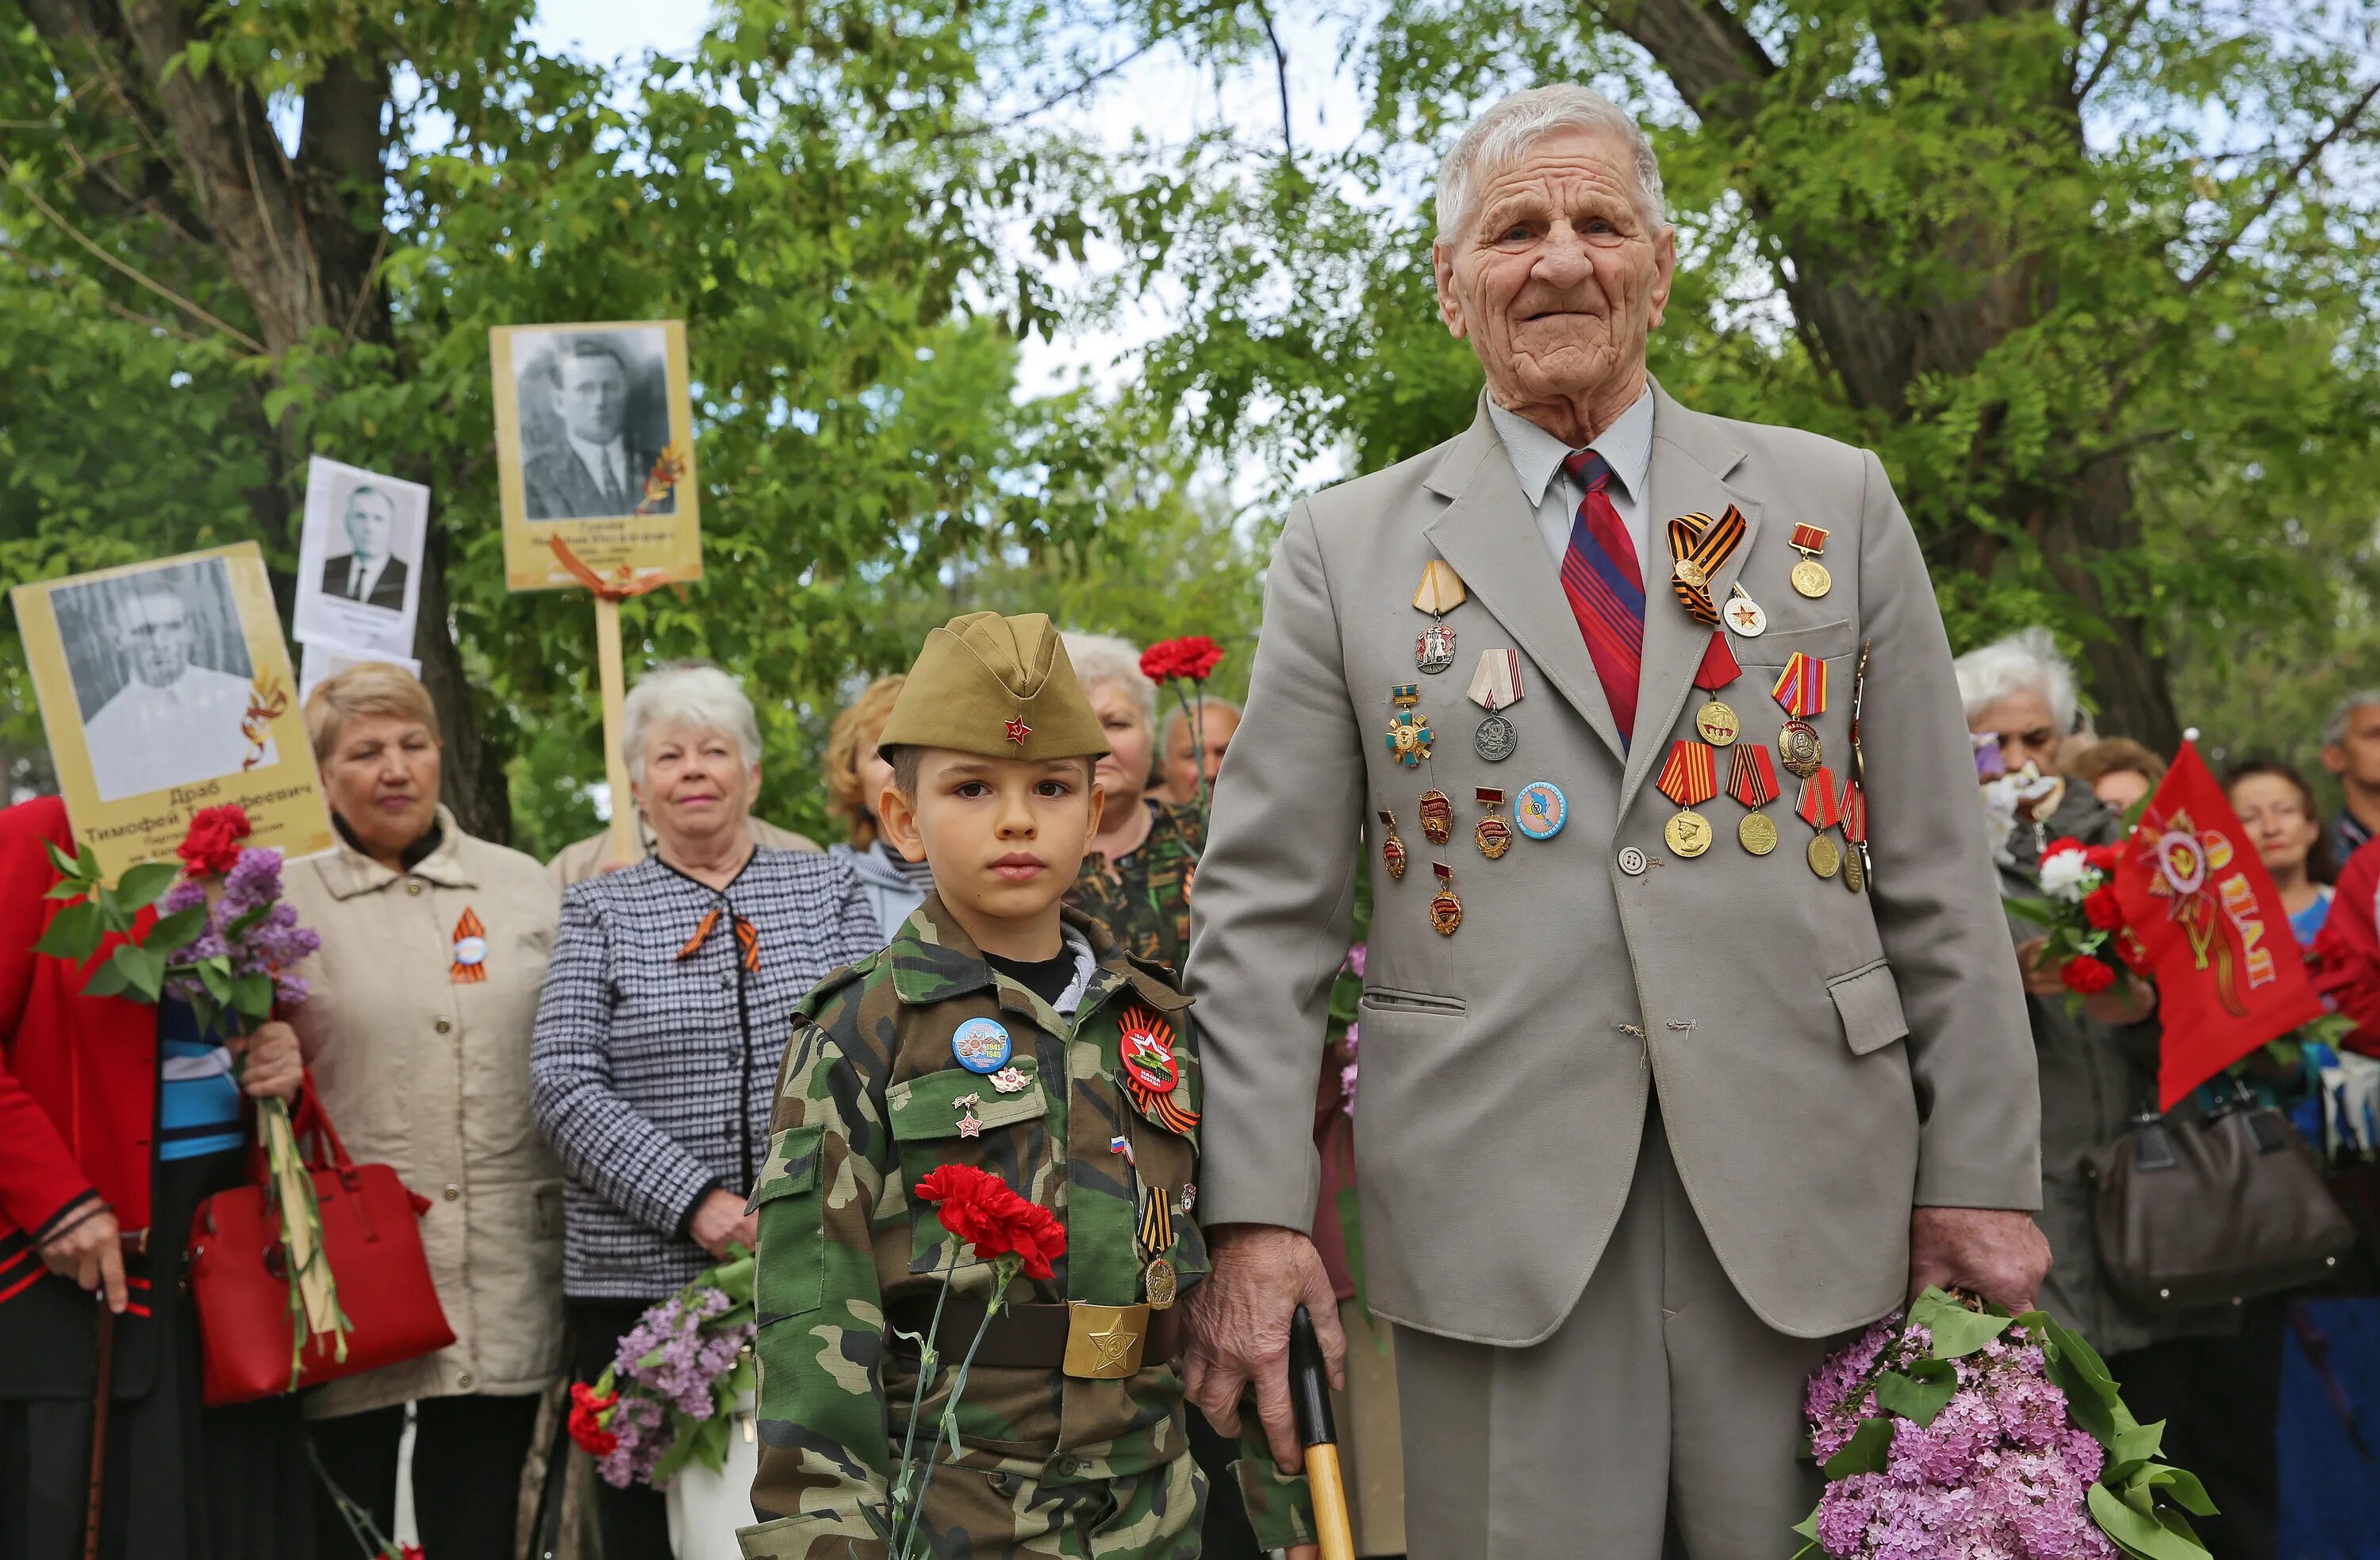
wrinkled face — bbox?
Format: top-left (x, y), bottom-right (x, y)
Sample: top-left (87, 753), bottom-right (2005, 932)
top-left (2230, 773), bottom-right (2320, 878)
top-left (121, 590), bottom-right (194, 688)
top-left (882, 751), bottom-right (1102, 925)
top-left (2090, 768), bottom-right (2152, 815)
top-left (1165, 704), bottom-right (1240, 797)
top-left (556, 352), bottom-right (628, 444)
top-left (1434, 128), bottom-right (1675, 414)
top-left (2323, 703), bottom-right (2380, 790)
top-left (1969, 689), bottom-right (2063, 778)
top-left (1087, 682), bottom-right (1153, 808)
top-left (343, 491), bottom-right (394, 563)
top-left (325, 713), bottom-right (442, 859)
top-left (634, 724), bottom-right (757, 851)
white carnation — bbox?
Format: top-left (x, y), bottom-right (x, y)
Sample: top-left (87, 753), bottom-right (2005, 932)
top-left (2037, 847), bottom-right (2094, 901)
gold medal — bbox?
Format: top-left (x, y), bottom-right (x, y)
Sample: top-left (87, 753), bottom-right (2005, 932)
top-left (1664, 809), bottom-right (1714, 859)
top-left (1376, 810), bottom-right (1408, 881)
top-left (1778, 720), bottom-right (1821, 778)
top-left (1474, 788), bottom-right (1513, 859)
top-left (1739, 812), bottom-right (1779, 855)
top-left (1418, 788), bottom-right (1454, 846)
top-left (1145, 1256), bottom-right (1178, 1311)
top-left (1384, 684), bottom-right (1434, 768)
top-left (1791, 557), bottom-right (1833, 598)
top-left (1807, 834), bottom-right (1842, 878)
top-left (1429, 863), bottom-right (1462, 936)
top-left (1842, 847), bottom-right (1866, 893)
top-left (1672, 557), bottom-right (1709, 590)
top-left (1695, 700), bottom-right (1740, 747)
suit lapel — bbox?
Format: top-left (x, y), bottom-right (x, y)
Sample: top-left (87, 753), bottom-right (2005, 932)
top-left (1621, 384), bottom-right (1763, 813)
top-left (1422, 404), bottom-right (1628, 767)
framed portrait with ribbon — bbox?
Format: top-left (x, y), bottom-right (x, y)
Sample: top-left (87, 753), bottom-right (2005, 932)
top-left (490, 320), bottom-right (702, 593)
top-left (10, 543), bottom-right (334, 880)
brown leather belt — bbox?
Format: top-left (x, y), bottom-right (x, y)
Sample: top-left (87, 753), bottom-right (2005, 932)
top-left (885, 1295), bottom-right (1166, 1378)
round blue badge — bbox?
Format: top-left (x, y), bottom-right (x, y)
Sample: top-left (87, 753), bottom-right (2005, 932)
top-left (950, 1016), bottom-right (1014, 1074)
top-left (1514, 781), bottom-right (1568, 841)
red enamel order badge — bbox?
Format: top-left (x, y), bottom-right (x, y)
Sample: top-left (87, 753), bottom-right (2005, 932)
top-left (1117, 1006), bottom-right (1179, 1094)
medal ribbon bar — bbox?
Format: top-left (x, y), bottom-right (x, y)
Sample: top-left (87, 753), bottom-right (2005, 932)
top-left (1796, 767), bottom-right (1842, 830)
top-left (1656, 740), bottom-right (1720, 809)
top-left (1729, 743), bottom-right (1780, 809)
top-left (1468, 648), bottom-right (1523, 709)
top-left (1842, 782), bottom-right (1868, 844)
top-left (1790, 522), bottom-right (1830, 556)
top-left (1694, 631), bottom-right (1741, 692)
top-left (1770, 652), bottom-right (1829, 717)
top-left (1663, 505), bottom-right (1749, 624)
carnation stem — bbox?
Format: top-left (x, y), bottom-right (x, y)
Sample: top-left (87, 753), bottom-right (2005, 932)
top-left (898, 1274), bottom-right (1004, 1560)
top-left (889, 1243), bottom-right (961, 1558)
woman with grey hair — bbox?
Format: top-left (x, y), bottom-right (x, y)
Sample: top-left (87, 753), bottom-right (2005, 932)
top-left (530, 660), bottom-right (877, 1557)
top-left (1058, 632), bottom-right (1207, 974)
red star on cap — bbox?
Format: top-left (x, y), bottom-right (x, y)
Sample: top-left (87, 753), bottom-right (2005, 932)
top-left (1004, 715), bottom-right (1032, 745)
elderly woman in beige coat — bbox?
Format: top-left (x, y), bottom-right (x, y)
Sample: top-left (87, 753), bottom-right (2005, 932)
top-left (281, 663), bottom-right (564, 1560)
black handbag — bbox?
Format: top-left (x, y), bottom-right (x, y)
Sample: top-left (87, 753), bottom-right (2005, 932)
top-left (2086, 1100), bottom-right (2357, 1311)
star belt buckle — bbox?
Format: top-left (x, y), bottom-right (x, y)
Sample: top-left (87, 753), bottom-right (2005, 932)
top-left (1063, 1301), bottom-right (1150, 1379)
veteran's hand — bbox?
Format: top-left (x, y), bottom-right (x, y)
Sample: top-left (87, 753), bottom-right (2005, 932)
top-left (1181, 1224), bottom-right (1344, 1476)
top-left (690, 1188), bottom-right (760, 1259)
top-left (230, 1020), bottom-right (304, 1101)
top-left (2011, 937), bottom-right (2069, 999)
top-left (1908, 1206), bottom-right (2052, 1314)
top-left (40, 1205), bottom-right (128, 1313)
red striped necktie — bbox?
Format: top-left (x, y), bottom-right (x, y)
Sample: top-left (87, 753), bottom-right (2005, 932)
top-left (1558, 448), bottom-right (1644, 747)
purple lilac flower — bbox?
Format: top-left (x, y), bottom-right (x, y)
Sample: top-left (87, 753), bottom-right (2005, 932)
top-left (221, 848), bottom-right (284, 915)
top-left (161, 878), bottom-right (209, 916)
top-left (1344, 943), bottom-right (1366, 978)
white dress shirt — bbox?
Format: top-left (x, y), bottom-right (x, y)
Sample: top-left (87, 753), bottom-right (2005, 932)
top-left (1486, 386), bottom-right (1656, 569)
top-left (83, 666), bottom-right (277, 802)
top-left (347, 554), bottom-right (388, 603)
top-left (566, 432), bottom-right (630, 504)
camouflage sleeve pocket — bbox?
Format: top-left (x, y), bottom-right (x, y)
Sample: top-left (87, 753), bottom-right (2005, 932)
top-left (750, 1124), bottom-right (825, 1320)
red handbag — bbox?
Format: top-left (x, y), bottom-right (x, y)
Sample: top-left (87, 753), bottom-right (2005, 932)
top-left (184, 1085), bottom-right (455, 1406)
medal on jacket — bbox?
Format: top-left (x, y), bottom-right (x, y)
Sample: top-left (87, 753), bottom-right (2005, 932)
top-left (1376, 809), bottom-right (1409, 881)
top-left (1788, 523), bottom-right (1833, 598)
top-left (1467, 649), bottom-right (1522, 762)
top-left (950, 1016), bottom-right (1014, 1074)
top-left (1656, 740), bottom-right (1718, 859)
top-left (1729, 743), bottom-right (1781, 856)
top-left (1474, 789), bottom-right (1513, 859)
top-left (1514, 780), bottom-right (1567, 841)
top-left (1137, 1190), bottom-right (1178, 1311)
top-left (1724, 582), bottom-right (1767, 638)
top-left (1413, 560), bottom-right (1464, 674)
top-left (1418, 789), bottom-right (1454, 846)
top-left (1798, 767), bottom-right (1844, 878)
top-left (450, 907), bottom-right (489, 984)
top-left (1384, 685), bottom-right (1434, 768)
top-left (1429, 863), bottom-right (1463, 936)
top-left (1772, 651), bottom-right (1827, 780)
top-left (1665, 507), bottom-right (1749, 625)
top-left (1692, 632), bottom-right (1742, 747)
top-left (1841, 783), bottom-right (1868, 893)
top-left (1119, 1005), bottom-right (1198, 1133)
top-left (954, 1093), bottom-right (984, 1139)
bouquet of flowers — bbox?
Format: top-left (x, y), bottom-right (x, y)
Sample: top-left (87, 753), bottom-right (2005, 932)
top-left (38, 805), bottom-right (341, 1383)
top-left (1139, 636), bottom-right (1227, 820)
top-left (569, 1247), bottom-right (758, 1487)
top-left (1796, 1288), bottom-right (2212, 1560)
top-left (2003, 834), bottom-right (2142, 1001)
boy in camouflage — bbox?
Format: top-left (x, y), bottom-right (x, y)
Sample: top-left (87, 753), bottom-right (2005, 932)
top-left (738, 612), bottom-right (1313, 1560)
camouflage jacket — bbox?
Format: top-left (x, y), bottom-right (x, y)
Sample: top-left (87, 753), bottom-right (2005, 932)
top-left (743, 893), bottom-right (1308, 1558)
top-left (1065, 800), bottom-right (1204, 976)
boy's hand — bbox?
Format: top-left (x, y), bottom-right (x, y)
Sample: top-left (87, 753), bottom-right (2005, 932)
top-left (690, 1187), bottom-right (760, 1258)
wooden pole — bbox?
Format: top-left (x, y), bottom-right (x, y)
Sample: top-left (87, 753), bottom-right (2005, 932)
top-left (594, 595), bottom-right (637, 866)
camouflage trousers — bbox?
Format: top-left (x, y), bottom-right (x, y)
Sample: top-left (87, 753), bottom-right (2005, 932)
top-left (738, 1454), bottom-right (1206, 1560)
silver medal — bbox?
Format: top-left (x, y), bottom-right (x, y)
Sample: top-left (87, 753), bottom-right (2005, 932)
top-left (1474, 713), bottom-right (1517, 762)
top-left (1417, 620), bottom-right (1457, 674)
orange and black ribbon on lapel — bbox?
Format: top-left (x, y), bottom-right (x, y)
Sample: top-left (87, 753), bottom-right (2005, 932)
top-left (1664, 506), bottom-right (1749, 626)
top-left (677, 906), bottom-right (762, 972)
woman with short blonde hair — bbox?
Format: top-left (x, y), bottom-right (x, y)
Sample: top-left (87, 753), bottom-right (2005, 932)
top-left (823, 674), bottom-right (930, 941)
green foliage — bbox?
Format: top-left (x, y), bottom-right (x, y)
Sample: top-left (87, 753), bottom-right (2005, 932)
top-left (35, 841), bottom-right (205, 1005)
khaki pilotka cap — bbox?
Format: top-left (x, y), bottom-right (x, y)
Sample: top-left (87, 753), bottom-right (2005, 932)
top-left (876, 611), bottom-right (1111, 763)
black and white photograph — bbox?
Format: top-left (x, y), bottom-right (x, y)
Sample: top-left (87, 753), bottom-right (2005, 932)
top-left (507, 325), bottom-right (678, 521)
top-left (49, 556), bottom-right (274, 802)
top-left (291, 456), bottom-right (428, 657)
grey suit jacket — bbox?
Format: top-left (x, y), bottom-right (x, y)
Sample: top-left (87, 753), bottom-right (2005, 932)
top-left (521, 440), bottom-right (673, 521)
top-left (1185, 385), bottom-right (2040, 1346)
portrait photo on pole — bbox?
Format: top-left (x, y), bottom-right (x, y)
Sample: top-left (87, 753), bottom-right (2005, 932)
top-left (12, 542), bottom-right (334, 878)
top-left (292, 455), bottom-right (428, 657)
top-left (489, 320), bottom-right (701, 591)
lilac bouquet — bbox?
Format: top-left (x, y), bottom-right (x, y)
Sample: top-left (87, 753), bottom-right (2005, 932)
top-left (159, 845), bottom-right (320, 1016)
top-left (1797, 1289), bottom-right (2213, 1560)
top-left (574, 1248), bottom-right (757, 1486)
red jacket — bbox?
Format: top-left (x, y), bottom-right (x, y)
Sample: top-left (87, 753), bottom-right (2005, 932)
top-left (2310, 836), bottom-right (2380, 1058)
top-left (0, 797), bottom-right (160, 1288)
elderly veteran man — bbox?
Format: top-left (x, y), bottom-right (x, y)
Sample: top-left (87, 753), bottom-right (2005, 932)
top-left (1180, 84), bottom-right (2047, 1557)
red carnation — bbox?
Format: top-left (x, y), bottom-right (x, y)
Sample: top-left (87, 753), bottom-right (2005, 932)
top-left (2043, 836), bottom-right (2086, 860)
top-left (566, 1380), bottom-right (619, 1456)
top-left (2082, 843), bottom-right (2120, 874)
top-left (400, 1548), bottom-right (425, 1560)
top-left (177, 805), bottom-right (254, 878)
top-left (2082, 885), bottom-right (2125, 932)
top-left (1139, 636), bottom-right (1226, 685)
top-left (2060, 955), bottom-right (2119, 996)
top-left (915, 1163), bottom-right (1068, 1281)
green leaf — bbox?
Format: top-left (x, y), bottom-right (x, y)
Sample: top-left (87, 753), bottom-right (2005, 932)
top-left (83, 959), bottom-right (131, 999)
top-left (113, 944), bottom-right (167, 1004)
top-left (115, 861), bottom-right (180, 909)
top-left (45, 878), bottom-right (92, 901)
top-left (145, 906), bottom-right (209, 956)
top-left (44, 839), bottom-right (83, 881)
top-left (232, 971), bottom-right (275, 1018)
top-left (2132, 1462), bottom-right (2217, 1517)
top-left (2003, 895), bottom-right (2062, 927)
top-left (1873, 1366), bottom-right (1959, 1427)
top-left (2105, 1416), bottom-right (2167, 1479)
top-left (2089, 1482), bottom-right (2213, 1560)
top-left (34, 901), bottom-right (105, 961)
top-left (198, 962), bottom-right (234, 1004)
top-left (1908, 1288), bottom-right (2013, 1358)
top-left (1821, 1416), bottom-right (1894, 1479)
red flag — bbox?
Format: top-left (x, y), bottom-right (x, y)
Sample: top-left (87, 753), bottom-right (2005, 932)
top-left (2110, 741), bottom-right (2325, 1108)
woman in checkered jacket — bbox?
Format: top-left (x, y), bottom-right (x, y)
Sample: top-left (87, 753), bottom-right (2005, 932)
top-left (529, 662), bottom-right (880, 1558)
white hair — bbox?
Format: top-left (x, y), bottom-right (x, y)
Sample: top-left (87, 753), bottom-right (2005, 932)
top-left (1953, 628), bottom-right (2079, 735)
top-left (2324, 690), bottom-right (2380, 747)
top-left (1436, 84), bottom-right (1668, 244)
top-left (1060, 632), bottom-right (1157, 729)
top-left (622, 659), bottom-right (763, 784)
